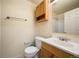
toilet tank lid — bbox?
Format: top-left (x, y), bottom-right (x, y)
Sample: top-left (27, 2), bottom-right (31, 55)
top-left (25, 46), bottom-right (39, 54)
top-left (35, 36), bottom-right (45, 40)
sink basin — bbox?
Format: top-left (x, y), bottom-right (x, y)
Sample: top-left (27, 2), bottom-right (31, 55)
top-left (46, 38), bottom-right (74, 47)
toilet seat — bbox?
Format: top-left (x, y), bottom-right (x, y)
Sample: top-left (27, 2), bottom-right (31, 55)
top-left (24, 46), bottom-right (39, 58)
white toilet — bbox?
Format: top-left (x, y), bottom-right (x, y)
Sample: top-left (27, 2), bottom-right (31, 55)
top-left (24, 39), bottom-right (41, 58)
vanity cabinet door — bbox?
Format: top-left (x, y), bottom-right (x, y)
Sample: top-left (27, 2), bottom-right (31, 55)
top-left (39, 42), bottom-right (76, 58)
top-left (39, 47), bottom-right (54, 58)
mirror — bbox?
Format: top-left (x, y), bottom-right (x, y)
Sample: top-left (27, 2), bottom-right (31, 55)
top-left (51, 0), bottom-right (79, 35)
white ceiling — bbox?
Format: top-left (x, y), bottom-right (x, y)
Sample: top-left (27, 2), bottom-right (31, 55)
top-left (52, 0), bottom-right (79, 14)
top-left (28, 0), bottom-right (43, 5)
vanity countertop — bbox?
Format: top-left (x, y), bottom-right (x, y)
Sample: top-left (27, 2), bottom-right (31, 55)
top-left (36, 35), bottom-right (79, 57)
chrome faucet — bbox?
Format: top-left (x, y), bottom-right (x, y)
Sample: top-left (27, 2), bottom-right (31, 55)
top-left (58, 36), bottom-right (70, 42)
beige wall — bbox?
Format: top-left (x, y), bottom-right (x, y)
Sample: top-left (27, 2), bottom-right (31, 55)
top-left (0, 0), bottom-right (1, 57)
top-left (64, 8), bottom-right (79, 35)
top-left (2, 0), bottom-right (35, 57)
top-left (35, 5), bottom-right (53, 37)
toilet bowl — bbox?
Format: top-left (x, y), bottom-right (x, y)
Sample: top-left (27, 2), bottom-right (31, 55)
top-left (24, 46), bottom-right (39, 58)
top-left (24, 39), bottom-right (41, 58)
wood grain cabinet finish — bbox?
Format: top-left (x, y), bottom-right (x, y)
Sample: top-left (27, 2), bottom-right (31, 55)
top-left (35, 0), bottom-right (49, 22)
top-left (38, 47), bottom-right (54, 58)
top-left (35, 1), bottom-right (45, 17)
top-left (39, 42), bottom-right (76, 58)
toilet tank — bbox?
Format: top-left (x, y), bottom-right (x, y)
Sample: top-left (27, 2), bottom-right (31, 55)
top-left (35, 38), bottom-right (41, 49)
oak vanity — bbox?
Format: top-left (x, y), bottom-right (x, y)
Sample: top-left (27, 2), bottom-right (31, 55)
top-left (39, 42), bottom-right (76, 58)
top-left (36, 34), bottom-right (79, 58)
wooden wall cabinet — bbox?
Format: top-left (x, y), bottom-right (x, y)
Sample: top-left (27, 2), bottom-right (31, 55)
top-left (35, 1), bottom-right (45, 17)
top-left (35, 0), bottom-right (49, 22)
top-left (39, 42), bottom-right (76, 58)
